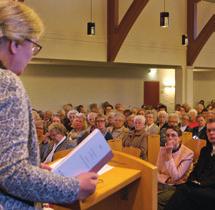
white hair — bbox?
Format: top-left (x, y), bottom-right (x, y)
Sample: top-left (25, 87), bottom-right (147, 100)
top-left (188, 109), bottom-right (198, 117)
top-left (67, 110), bottom-right (78, 119)
top-left (134, 115), bottom-right (146, 124)
top-left (157, 110), bottom-right (168, 119)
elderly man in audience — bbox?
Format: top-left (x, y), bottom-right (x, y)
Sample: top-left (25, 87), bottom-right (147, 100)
top-left (180, 113), bottom-right (192, 132)
top-left (160, 113), bottom-right (180, 146)
top-left (123, 115), bottom-right (148, 159)
top-left (108, 112), bottom-right (129, 140)
top-left (95, 114), bottom-right (113, 141)
top-left (41, 123), bottom-right (75, 163)
top-left (192, 115), bottom-right (207, 141)
top-left (68, 113), bottom-right (89, 146)
top-left (165, 118), bottom-right (215, 210)
top-left (145, 110), bottom-right (160, 135)
top-left (157, 126), bottom-right (194, 210)
top-left (157, 111), bottom-right (168, 130)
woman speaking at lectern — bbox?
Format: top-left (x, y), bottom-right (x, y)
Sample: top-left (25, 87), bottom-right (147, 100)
top-left (0, 1), bottom-right (97, 209)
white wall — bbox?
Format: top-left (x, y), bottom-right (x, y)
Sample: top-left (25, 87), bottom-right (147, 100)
top-left (193, 71), bottom-right (215, 105)
top-left (26, 0), bottom-right (215, 68)
top-left (20, 64), bottom-right (175, 112)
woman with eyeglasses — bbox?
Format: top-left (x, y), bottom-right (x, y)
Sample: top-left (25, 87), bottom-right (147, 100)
top-left (156, 126), bottom-right (194, 210)
top-left (0, 1), bottom-right (97, 209)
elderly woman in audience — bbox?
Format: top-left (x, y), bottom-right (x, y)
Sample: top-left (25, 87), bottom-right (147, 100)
top-left (32, 111), bottom-right (45, 144)
top-left (103, 104), bottom-right (114, 115)
top-left (106, 111), bottom-right (116, 127)
top-left (89, 103), bottom-right (100, 113)
top-left (125, 114), bottom-right (135, 131)
top-left (188, 109), bottom-right (198, 128)
top-left (157, 111), bottom-right (168, 129)
top-left (145, 110), bottom-right (160, 135)
top-left (41, 123), bottom-right (75, 163)
top-left (180, 113), bottom-right (192, 132)
top-left (157, 126), bottom-right (194, 210)
top-left (160, 113), bottom-right (180, 146)
top-left (137, 108), bottom-right (145, 116)
top-left (86, 112), bottom-right (98, 133)
top-left (123, 109), bottom-right (132, 118)
top-left (108, 112), bottom-right (129, 140)
top-left (192, 115), bottom-right (207, 140)
top-left (115, 103), bottom-right (125, 113)
top-left (51, 114), bottom-right (62, 124)
top-left (95, 114), bottom-right (113, 141)
top-left (68, 113), bottom-right (88, 146)
top-left (123, 115), bottom-right (148, 159)
top-left (63, 109), bottom-right (79, 131)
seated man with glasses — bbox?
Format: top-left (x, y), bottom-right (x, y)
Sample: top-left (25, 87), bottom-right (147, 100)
top-left (165, 118), bottom-right (215, 210)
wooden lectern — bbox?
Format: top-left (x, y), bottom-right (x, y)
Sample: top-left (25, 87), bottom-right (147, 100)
top-left (53, 150), bottom-right (157, 210)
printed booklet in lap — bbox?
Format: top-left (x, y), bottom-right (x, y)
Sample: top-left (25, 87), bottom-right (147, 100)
top-left (51, 129), bottom-right (113, 177)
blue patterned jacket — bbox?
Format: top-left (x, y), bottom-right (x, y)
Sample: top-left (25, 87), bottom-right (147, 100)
top-left (0, 69), bottom-right (79, 209)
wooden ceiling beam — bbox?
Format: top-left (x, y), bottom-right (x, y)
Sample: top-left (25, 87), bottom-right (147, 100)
top-left (107, 0), bottom-right (149, 62)
top-left (187, 0), bottom-right (215, 66)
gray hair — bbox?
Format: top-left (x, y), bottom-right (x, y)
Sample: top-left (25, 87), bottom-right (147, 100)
top-left (134, 115), bottom-right (146, 124)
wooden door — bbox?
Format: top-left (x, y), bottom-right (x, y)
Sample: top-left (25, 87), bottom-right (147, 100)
top-left (144, 81), bottom-right (160, 107)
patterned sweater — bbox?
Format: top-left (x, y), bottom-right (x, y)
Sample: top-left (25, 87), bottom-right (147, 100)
top-left (0, 69), bottom-right (79, 209)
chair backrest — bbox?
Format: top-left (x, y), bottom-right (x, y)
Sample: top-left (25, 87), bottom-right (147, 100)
top-left (183, 139), bottom-right (206, 162)
top-left (107, 139), bottom-right (122, 151)
top-left (182, 132), bottom-right (193, 144)
top-left (53, 148), bottom-right (73, 161)
top-left (122, 146), bottom-right (141, 157)
top-left (147, 134), bottom-right (160, 165)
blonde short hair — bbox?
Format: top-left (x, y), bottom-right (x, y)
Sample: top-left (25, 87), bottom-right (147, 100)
top-left (48, 123), bottom-right (67, 136)
top-left (0, 0), bottom-right (44, 42)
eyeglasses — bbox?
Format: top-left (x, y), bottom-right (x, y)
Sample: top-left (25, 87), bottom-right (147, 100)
top-left (166, 133), bottom-right (178, 138)
top-left (26, 39), bottom-right (42, 56)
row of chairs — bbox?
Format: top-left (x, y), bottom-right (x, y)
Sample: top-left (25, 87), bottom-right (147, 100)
top-left (52, 132), bottom-right (206, 165)
top-left (107, 135), bottom-right (160, 165)
top-left (108, 132), bottom-right (206, 165)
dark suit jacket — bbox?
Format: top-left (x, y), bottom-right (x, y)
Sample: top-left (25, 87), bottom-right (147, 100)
top-left (188, 144), bottom-right (215, 187)
top-left (192, 126), bottom-right (207, 140)
top-left (40, 136), bottom-right (75, 162)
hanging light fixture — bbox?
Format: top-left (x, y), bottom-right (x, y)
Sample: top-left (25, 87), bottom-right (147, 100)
top-left (182, 34), bottom-right (188, 46)
top-left (87, 0), bottom-right (95, 35)
top-left (160, 0), bottom-right (169, 28)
